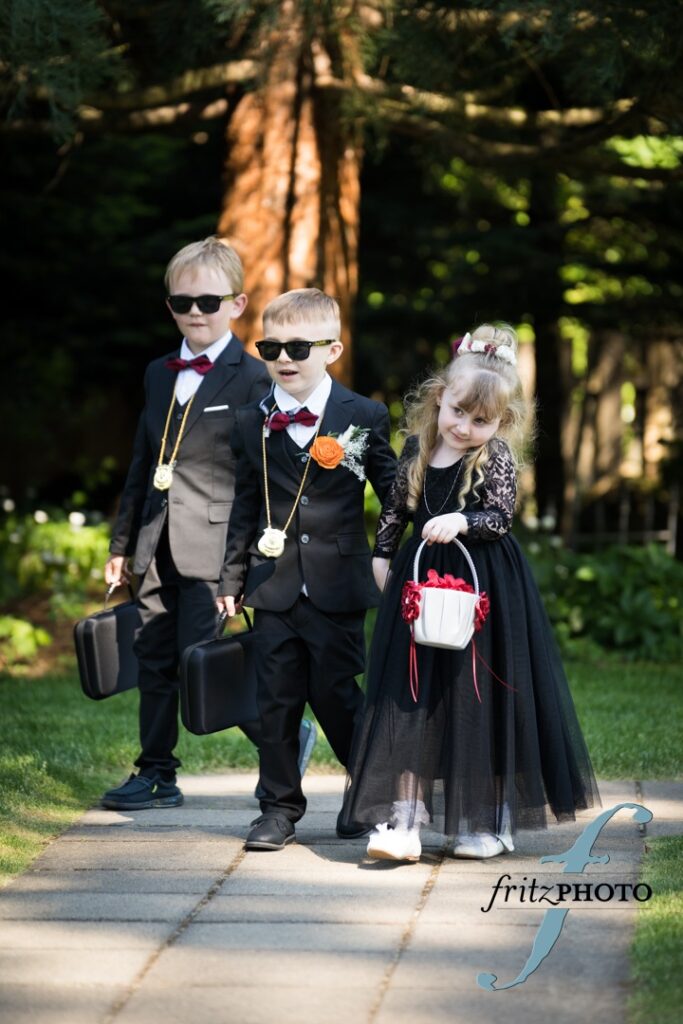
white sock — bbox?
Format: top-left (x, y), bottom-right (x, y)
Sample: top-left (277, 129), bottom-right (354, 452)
top-left (391, 799), bottom-right (429, 831)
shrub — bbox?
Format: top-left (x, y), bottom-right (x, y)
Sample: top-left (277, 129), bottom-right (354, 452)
top-left (0, 509), bottom-right (110, 615)
top-left (0, 615), bottom-right (52, 669)
top-left (523, 537), bottom-right (683, 662)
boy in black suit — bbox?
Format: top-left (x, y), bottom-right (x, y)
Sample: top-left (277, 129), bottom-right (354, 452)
top-left (217, 288), bottom-right (397, 850)
top-left (101, 237), bottom-right (274, 810)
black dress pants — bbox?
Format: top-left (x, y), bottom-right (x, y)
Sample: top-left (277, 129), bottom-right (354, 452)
top-left (254, 596), bottom-right (366, 822)
top-left (133, 527), bottom-right (261, 778)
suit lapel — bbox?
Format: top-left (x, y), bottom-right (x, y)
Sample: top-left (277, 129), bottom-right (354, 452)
top-left (307, 380), bottom-right (357, 486)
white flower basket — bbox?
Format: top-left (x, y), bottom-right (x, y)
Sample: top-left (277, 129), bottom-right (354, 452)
top-left (411, 538), bottom-right (480, 650)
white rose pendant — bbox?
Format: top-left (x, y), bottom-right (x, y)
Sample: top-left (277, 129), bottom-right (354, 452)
top-left (153, 464), bottom-right (174, 491)
top-left (257, 527), bottom-right (287, 558)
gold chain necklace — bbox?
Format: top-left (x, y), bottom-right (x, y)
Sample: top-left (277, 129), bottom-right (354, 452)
top-left (257, 409), bottom-right (322, 557)
top-left (153, 385), bottom-right (197, 490)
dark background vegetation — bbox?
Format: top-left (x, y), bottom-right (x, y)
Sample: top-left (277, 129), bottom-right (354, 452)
top-left (1, 1), bottom-right (682, 669)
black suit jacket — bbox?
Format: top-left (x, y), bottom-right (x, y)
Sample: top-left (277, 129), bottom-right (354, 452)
top-left (218, 380), bottom-right (397, 613)
top-left (110, 339), bottom-right (271, 580)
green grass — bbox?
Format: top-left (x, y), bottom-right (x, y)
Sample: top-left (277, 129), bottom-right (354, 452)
top-left (629, 836), bottom-right (683, 1024)
top-left (567, 655), bottom-right (683, 778)
top-left (1, 649), bottom-right (681, 886)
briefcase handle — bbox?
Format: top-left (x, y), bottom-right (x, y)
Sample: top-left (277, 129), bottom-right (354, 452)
top-left (104, 582), bottom-right (137, 609)
top-left (216, 608), bottom-right (253, 639)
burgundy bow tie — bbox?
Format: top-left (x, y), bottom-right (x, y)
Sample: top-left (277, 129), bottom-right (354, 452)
top-left (268, 408), bottom-right (318, 431)
top-left (165, 355), bottom-right (214, 375)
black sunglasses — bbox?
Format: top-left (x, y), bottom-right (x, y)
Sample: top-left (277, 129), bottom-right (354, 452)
top-left (167, 293), bottom-right (236, 315)
top-left (255, 339), bottom-right (336, 361)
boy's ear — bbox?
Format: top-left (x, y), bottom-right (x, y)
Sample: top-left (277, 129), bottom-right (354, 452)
top-left (325, 340), bottom-right (344, 365)
top-left (230, 293), bottom-right (248, 319)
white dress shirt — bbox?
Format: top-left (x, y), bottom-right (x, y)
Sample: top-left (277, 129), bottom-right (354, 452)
top-left (175, 332), bottom-right (232, 406)
top-left (273, 374), bottom-right (332, 448)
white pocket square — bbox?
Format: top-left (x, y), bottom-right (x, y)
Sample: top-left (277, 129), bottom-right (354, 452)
top-left (204, 404), bottom-right (229, 412)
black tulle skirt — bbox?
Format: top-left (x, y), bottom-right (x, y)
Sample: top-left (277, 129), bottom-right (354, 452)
top-left (340, 533), bottom-right (599, 838)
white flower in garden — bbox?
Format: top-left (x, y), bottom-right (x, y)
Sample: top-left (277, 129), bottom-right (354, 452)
top-left (69, 511), bottom-right (86, 529)
top-left (2, 498), bottom-right (15, 512)
top-left (33, 510), bottom-right (49, 524)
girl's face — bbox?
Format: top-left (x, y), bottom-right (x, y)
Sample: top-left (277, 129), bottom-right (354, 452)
top-left (436, 383), bottom-right (502, 455)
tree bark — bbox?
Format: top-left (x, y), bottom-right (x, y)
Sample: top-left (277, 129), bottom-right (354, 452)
top-left (217, 2), bottom-right (360, 385)
top-left (527, 171), bottom-right (570, 532)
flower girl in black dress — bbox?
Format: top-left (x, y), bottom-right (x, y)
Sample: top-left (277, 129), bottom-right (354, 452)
top-left (339, 324), bottom-right (599, 862)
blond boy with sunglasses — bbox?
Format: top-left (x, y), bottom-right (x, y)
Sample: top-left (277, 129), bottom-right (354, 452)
top-left (216, 287), bottom-right (397, 850)
top-left (101, 237), bottom-right (272, 810)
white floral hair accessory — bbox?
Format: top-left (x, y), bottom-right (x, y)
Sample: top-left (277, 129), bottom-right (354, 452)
top-left (455, 331), bottom-right (517, 365)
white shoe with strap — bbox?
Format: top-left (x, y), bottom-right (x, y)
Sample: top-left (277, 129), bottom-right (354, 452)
top-left (367, 823), bottom-right (421, 862)
top-left (451, 832), bottom-right (509, 859)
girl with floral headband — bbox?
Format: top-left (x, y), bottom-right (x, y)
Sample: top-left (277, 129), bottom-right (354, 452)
top-left (338, 323), bottom-right (599, 861)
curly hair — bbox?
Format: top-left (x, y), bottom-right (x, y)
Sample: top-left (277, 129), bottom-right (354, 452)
top-left (404, 323), bottom-right (534, 511)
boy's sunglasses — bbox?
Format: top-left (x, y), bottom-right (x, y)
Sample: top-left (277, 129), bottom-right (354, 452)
top-left (255, 339), bottom-right (336, 361)
top-left (167, 293), bottom-right (236, 315)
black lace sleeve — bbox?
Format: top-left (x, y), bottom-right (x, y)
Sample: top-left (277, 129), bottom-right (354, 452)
top-left (463, 439), bottom-right (517, 540)
top-left (373, 435), bottom-right (418, 558)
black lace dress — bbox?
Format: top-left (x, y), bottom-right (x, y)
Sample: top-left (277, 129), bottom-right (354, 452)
top-left (339, 436), bottom-right (599, 840)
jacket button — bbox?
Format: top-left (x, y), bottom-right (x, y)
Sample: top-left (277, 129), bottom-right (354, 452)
top-left (301, 534), bottom-right (310, 544)
top-left (300, 454), bottom-right (309, 463)
top-left (176, 412), bottom-right (183, 420)
top-left (160, 497), bottom-right (168, 508)
top-left (300, 496), bottom-right (309, 506)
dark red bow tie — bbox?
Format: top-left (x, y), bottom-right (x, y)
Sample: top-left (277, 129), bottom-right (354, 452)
top-left (165, 355), bottom-right (214, 375)
top-left (268, 408), bottom-right (318, 431)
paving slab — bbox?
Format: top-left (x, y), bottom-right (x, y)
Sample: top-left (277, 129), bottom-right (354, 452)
top-left (0, 986), bottom-right (124, 1024)
top-left (9, 870), bottom-right (222, 894)
top-left (115, 985), bottom-right (376, 1024)
top-left (0, 892), bottom-right (199, 921)
top-left (0, 772), bottom-right (680, 1024)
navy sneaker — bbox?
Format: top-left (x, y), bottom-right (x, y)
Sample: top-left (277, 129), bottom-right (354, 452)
top-left (101, 773), bottom-right (183, 810)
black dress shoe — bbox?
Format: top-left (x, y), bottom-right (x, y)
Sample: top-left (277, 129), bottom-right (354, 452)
top-left (336, 812), bottom-right (372, 839)
top-left (245, 814), bottom-right (295, 851)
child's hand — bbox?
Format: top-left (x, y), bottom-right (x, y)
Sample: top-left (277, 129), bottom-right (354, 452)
top-left (422, 513), bottom-right (468, 545)
top-left (372, 557), bottom-right (391, 592)
top-left (215, 595), bottom-right (243, 617)
top-left (104, 555), bottom-right (131, 587)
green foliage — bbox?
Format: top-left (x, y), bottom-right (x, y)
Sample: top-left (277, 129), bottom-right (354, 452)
top-left (0, 616), bottom-right (51, 668)
top-left (524, 538), bottom-right (683, 661)
top-left (0, 509), bottom-right (110, 613)
top-left (0, 0), bottom-right (122, 140)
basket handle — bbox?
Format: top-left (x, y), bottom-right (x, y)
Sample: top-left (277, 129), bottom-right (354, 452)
top-left (412, 537), bottom-right (479, 596)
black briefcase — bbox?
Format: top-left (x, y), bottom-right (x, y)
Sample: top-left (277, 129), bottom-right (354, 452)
top-left (74, 586), bottom-right (140, 701)
top-left (180, 611), bottom-right (259, 735)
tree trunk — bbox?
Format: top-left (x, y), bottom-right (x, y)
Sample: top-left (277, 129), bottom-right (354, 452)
top-left (527, 171), bottom-right (570, 533)
top-left (217, 2), bottom-right (360, 385)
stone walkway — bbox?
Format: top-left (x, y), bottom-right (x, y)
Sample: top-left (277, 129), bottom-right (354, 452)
top-left (0, 775), bottom-right (681, 1024)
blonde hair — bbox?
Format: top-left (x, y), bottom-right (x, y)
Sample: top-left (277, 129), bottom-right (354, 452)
top-left (404, 323), bottom-right (533, 511)
top-left (263, 288), bottom-right (341, 337)
top-left (165, 236), bottom-right (244, 293)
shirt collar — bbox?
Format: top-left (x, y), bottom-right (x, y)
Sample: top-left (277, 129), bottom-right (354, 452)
top-left (274, 373), bottom-right (332, 415)
top-left (180, 331), bottom-right (232, 363)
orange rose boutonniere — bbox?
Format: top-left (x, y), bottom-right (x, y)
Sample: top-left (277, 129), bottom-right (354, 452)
top-left (310, 435), bottom-right (344, 469)
top-left (309, 424), bottom-right (370, 480)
